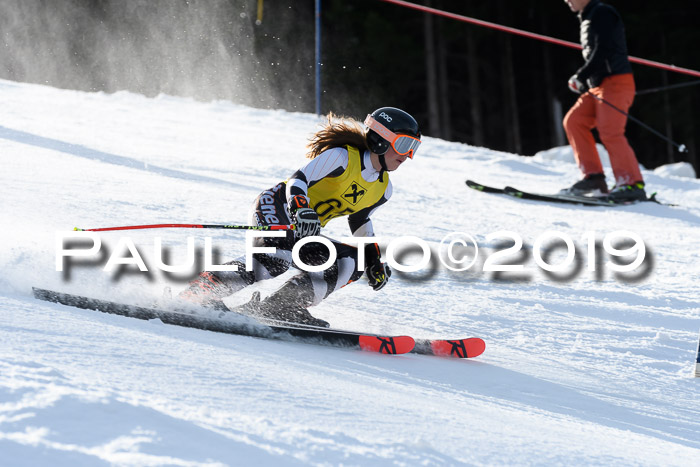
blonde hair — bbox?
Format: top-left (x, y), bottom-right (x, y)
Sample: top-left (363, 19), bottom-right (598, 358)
top-left (306, 112), bottom-right (368, 159)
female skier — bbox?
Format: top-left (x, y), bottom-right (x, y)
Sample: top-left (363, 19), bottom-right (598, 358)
top-left (179, 107), bottom-right (421, 327)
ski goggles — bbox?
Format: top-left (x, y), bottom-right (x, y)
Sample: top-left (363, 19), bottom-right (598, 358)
top-left (364, 114), bottom-right (421, 158)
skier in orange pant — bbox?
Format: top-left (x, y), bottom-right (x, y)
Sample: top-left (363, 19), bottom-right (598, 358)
top-left (562, 0), bottom-right (646, 202)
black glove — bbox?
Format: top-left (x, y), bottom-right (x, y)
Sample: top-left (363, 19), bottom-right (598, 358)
top-left (567, 75), bottom-right (586, 94)
top-left (289, 195), bottom-right (321, 239)
top-left (364, 243), bottom-right (391, 291)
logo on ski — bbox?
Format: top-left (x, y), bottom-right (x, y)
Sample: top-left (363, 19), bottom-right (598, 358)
top-left (446, 340), bottom-right (468, 358)
top-left (377, 337), bottom-right (397, 354)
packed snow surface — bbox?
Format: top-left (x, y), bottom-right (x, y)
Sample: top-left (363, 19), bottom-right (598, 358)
top-left (1, 79), bottom-right (699, 466)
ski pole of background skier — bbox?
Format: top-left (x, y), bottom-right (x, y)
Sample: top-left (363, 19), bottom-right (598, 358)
top-left (635, 79), bottom-right (700, 96)
top-left (585, 91), bottom-right (688, 154)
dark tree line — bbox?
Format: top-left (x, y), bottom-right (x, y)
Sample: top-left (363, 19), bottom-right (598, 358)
top-left (1, 0), bottom-right (698, 174)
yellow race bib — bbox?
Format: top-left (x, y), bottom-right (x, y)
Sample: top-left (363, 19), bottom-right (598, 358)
top-left (308, 146), bottom-right (389, 227)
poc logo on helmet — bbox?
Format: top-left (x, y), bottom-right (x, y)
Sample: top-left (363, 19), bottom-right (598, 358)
top-left (378, 112), bottom-right (392, 122)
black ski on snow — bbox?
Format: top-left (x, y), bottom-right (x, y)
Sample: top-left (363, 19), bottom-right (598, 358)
top-left (32, 288), bottom-right (485, 358)
top-left (503, 186), bottom-right (619, 206)
top-left (466, 179), bottom-right (671, 207)
top-left (467, 179), bottom-right (616, 206)
top-left (31, 287), bottom-right (414, 355)
top-left (465, 179), bottom-right (506, 194)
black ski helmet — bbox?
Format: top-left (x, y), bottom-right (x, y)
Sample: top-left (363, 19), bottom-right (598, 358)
top-left (366, 107), bottom-right (421, 155)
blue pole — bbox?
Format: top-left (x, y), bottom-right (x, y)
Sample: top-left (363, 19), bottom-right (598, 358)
top-left (315, 0), bottom-right (321, 116)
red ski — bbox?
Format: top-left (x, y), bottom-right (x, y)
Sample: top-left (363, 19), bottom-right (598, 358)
top-left (414, 338), bottom-right (486, 358)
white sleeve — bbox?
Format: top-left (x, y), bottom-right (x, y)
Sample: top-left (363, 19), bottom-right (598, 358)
top-left (286, 147), bottom-right (349, 201)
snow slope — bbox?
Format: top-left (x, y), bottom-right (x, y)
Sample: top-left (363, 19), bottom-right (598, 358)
top-left (1, 79), bottom-right (699, 466)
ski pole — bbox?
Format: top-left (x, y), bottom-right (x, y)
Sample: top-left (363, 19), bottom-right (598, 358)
top-left (73, 223), bottom-right (294, 232)
top-left (586, 91), bottom-right (689, 153)
top-left (635, 79), bottom-right (700, 96)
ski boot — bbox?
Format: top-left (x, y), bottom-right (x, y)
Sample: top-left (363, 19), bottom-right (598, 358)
top-left (606, 182), bottom-right (647, 202)
top-left (230, 273), bottom-right (330, 328)
top-left (561, 173), bottom-right (609, 196)
top-left (177, 271), bottom-right (234, 312)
